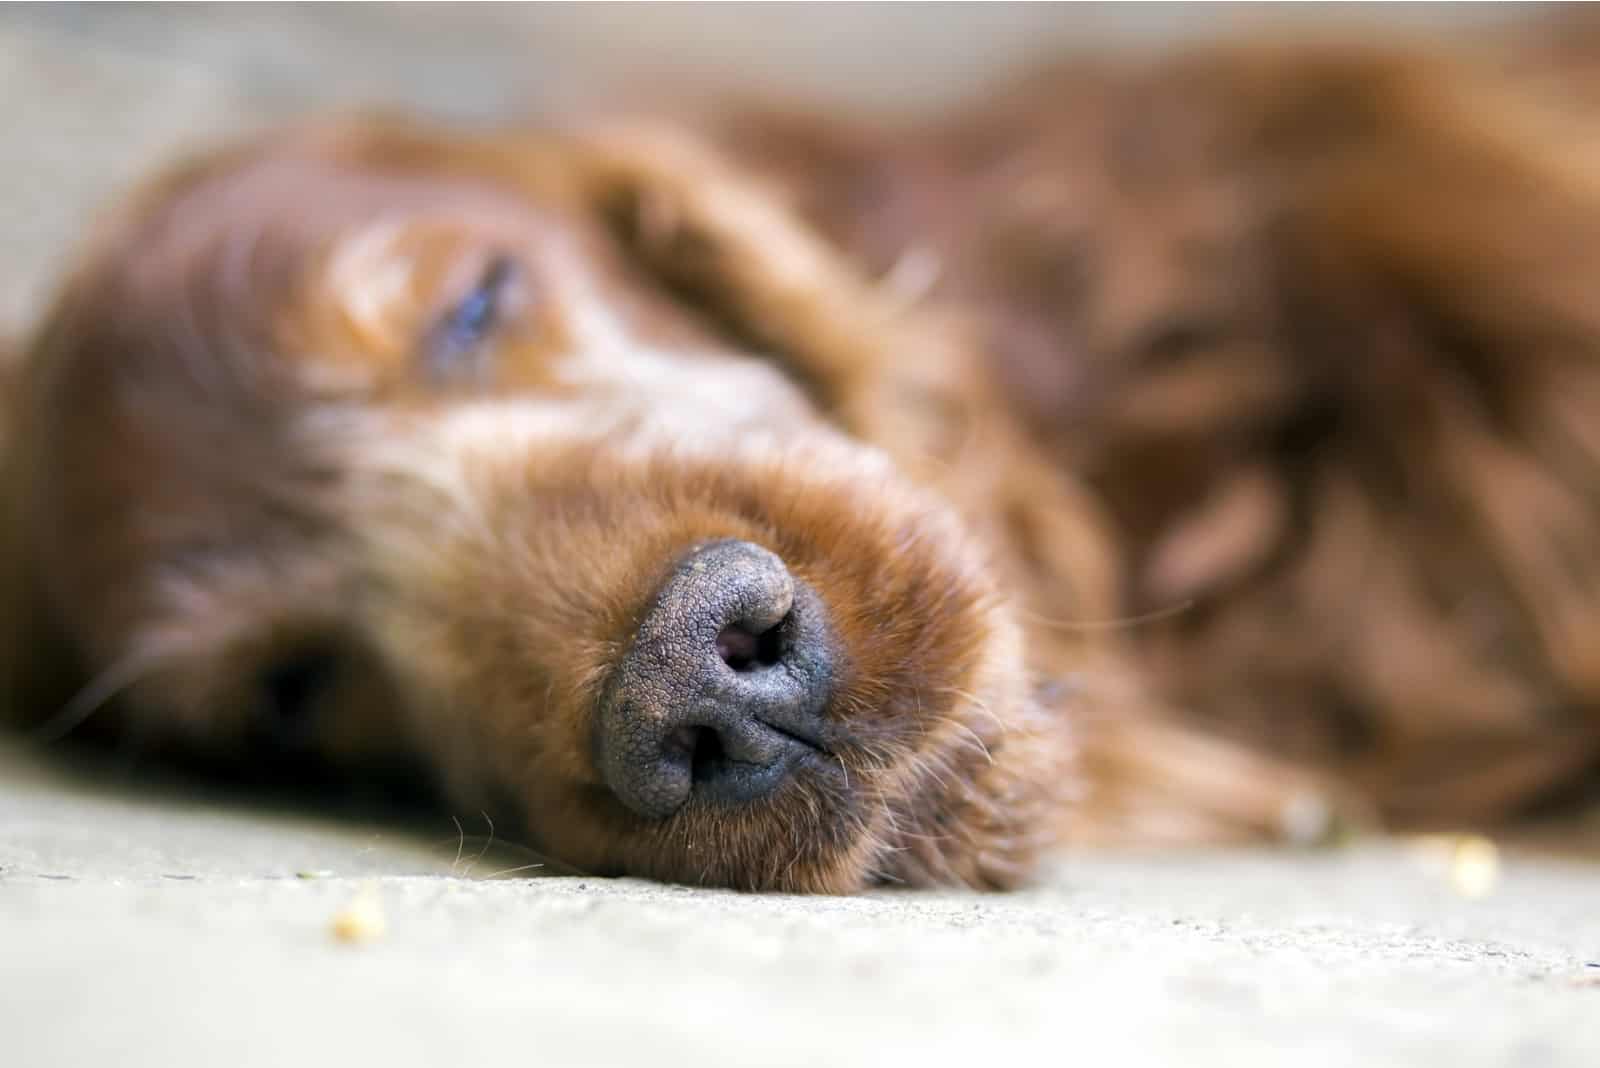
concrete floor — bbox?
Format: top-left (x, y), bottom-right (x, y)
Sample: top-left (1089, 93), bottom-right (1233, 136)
top-left (4, 741), bottom-right (1598, 1068)
top-left (4, 6), bottom-right (1598, 1066)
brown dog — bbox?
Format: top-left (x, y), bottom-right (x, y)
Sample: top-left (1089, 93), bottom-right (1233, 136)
top-left (0, 119), bottom-right (1142, 893)
top-left (5, 31), bottom-right (1599, 892)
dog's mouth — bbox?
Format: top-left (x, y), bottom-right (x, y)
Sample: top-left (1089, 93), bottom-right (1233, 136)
top-left (668, 715), bottom-right (832, 771)
top-left (668, 716), bottom-right (834, 807)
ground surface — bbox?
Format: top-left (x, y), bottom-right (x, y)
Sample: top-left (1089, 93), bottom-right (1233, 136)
top-left (4, 6), bottom-right (1599, 1066)
top-left (4, 741), bottom-right (1599, 1068)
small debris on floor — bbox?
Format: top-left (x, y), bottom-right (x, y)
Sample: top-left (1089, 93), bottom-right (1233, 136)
top-left (1279, 792), bottom-right (1337, 846)
top-left (1409, 833), bottom-right (1502, 899)
top-left (1449, 837), bottom-right (1501, 898)
top-left (330, 886), bottom-right (386, 945)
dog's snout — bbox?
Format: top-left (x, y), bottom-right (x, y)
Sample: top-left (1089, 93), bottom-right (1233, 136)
top-left (598, 540), bottom-right (835, 820)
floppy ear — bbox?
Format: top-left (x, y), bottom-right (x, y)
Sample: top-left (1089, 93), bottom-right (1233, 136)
top-left (570, 123), bottom-right (897, 415)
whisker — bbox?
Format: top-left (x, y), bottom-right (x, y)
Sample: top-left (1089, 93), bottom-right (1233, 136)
top-left (450, 815), bottom-right (466, 875)
top-left (482, 861), bottom-right (546, 880)
top-left (935, 685), bottom-right (1005, 733)
top-left (933, 716), bottom-right (994, 765)
top-left (1022, 599), bottom-right (1196, 633)
top-left (464, 810), bottom-right (496, 875)
top-left (31, 646), bottom-right (170, 744)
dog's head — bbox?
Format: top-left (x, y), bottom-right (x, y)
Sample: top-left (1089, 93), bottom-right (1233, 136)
top-left (2, 119), bottom-right (1093, 891)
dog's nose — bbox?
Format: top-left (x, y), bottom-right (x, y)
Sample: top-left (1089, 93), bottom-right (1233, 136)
top-left (597, 540), bottom-right (835, 820)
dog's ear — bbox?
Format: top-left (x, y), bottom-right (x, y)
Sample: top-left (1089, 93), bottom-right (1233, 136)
top-left (572, 124), bottom-right (898, 417)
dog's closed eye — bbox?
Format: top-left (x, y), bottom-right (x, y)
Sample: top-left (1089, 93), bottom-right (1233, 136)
top-left (426, 254), bottom-right (521, 380)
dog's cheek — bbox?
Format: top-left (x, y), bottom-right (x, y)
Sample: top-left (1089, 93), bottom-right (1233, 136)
top-left (881, 695), bottom-right (1079, 891)
top-left (831, 596), bottom-right (1076, 892)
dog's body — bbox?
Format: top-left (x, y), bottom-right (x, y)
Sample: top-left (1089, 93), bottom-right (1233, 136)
top-left (716, 34), bottom-right (1600, 831)
top-left (6, 29), bottom-right (1600, 891)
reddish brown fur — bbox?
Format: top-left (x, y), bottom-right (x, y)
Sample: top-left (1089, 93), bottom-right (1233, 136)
top-left (8, 27), bottom-right (1600, 893)
top-left (716, 31), bottom-right (1600, 830)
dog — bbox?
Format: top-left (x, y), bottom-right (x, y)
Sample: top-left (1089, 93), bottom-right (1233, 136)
top-left (5, 28), bottom-right (1599, 892)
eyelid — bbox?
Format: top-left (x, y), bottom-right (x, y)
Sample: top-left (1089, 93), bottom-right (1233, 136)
top-left (425, 253), bottom-right (521, 379)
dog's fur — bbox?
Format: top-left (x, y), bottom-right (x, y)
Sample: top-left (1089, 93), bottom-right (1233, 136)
top-left (716, 32), bottom-right (1600, 831)
top-left (6, 28), bottom-right (1600, 892)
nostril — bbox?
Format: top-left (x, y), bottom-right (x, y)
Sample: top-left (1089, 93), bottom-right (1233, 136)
top-left (714, 626), bottom-right (757, 670)
top-left (258, 648), bottom-right (341, 745)
top-left (662, 723), bottom-right (746, 786)
top-left (688, 727), bottom-right (728, 784)
top-left (715, 618), bottom-right (787, 672)
top-left (662, 724), bottom-right (732, 783)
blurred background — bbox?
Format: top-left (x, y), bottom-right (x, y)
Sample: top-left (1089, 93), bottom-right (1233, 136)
top-left (0, 3), bottom-right (1546, 334)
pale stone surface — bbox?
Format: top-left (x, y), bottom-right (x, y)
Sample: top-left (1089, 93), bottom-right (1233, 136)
top-left (3, 742), bottom-right (1599, 1068)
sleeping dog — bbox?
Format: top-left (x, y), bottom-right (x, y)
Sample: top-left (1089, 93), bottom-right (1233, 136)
top-left (6, 32), bottom-right (1599, 891)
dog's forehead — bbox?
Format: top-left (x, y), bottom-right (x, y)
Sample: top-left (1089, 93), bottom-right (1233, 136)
top-left (142, 142), bottom-right (577, 263)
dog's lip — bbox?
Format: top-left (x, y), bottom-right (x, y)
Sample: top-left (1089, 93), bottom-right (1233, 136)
top-left (761, 716), bottom-right (832, 757)
top-left (756, 715), bottom-right (832, 756)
